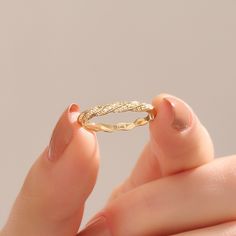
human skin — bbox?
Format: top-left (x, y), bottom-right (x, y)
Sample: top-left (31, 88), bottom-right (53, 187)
top-left (1, 94), bottom-right (236, 235)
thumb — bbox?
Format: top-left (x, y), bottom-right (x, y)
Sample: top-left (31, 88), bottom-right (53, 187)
top-left (149, 93), bottom-right (214, 175)
top-left (106, 94), bottom-right (214, 203)
top-left (1, 103), bottom-right (100, 236)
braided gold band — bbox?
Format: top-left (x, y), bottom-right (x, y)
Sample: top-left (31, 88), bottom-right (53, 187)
top-left (77, 101), bottom-right (156, 132)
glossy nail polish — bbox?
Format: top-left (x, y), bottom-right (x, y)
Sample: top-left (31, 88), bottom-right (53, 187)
top-left (163, 96), bottom-right (193, 132)
top-left (48, 103), bottom-right (79, 160)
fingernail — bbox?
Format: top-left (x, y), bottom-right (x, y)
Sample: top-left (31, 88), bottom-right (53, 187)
top-left (79, 216), bottom-right (111, 236)
top-left (48, 103), bottom-right (80, 161)
top-left (163, 96), bottom-right (193, 132)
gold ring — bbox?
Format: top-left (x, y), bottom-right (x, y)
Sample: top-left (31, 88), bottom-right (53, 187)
top-left (77, 101), bottom-right (156, 132)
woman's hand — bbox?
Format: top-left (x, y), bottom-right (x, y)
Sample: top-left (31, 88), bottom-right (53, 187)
top-left (1, 94), bottom-right (234, 236)
top-left (1, 104), bottom-right (100, 236)
top-left (78, 95), bottom-right (236, 235)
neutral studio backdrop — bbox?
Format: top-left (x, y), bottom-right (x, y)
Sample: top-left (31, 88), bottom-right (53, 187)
top-left (0, 0), bottom-right (236, 229)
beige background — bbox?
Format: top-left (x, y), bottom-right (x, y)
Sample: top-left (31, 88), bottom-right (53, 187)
top-left (0, 0), bottom-right (236, 229)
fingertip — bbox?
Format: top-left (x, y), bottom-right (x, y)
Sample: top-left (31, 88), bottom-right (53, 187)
top-left (149, 94), bottom-right (214, 176)
top-left (150, 94), bottom-right (196, 136)
top-left (64, 102), bottom-right (98, 159)
top-left (149, 95), bottom-right (175, 139)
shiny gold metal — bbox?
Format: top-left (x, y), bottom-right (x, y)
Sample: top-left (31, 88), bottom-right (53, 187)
top-left (77, 101), bottom-right (156, 132)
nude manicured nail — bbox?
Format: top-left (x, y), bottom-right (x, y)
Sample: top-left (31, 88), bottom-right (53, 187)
top-left (48, 103), bottom-right (80, 161)
top-left (163, 96), bottom-right (193, 132)
top-left (79, 216), bottom-right (111, 236)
